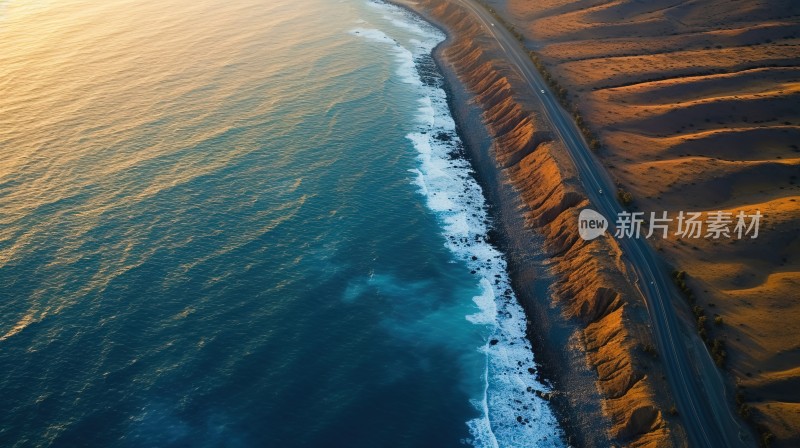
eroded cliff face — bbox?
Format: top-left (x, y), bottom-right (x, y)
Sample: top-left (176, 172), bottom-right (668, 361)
top-left (492, 0), bottom-right (800, 444)
top-left (399, 1), bottom-right (680, 446)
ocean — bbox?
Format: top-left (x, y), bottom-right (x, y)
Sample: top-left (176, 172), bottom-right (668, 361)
top-left (0, 0), bottom-right (563, 446)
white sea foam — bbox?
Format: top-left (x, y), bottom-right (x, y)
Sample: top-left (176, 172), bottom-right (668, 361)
top-left (350, 26), bottom-right (420, 86)
top-left (353, 2), bottom-right (565, 446)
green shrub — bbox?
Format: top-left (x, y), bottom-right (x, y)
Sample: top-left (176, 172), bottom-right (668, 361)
top-left (617, 188), bottom-right (633, 206)
top-left (711, 339), bottom-right (727, 367)
top-left (739, 403), bottom-right (751, 419)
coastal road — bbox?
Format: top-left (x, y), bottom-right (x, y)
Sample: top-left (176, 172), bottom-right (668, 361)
top-left (453, 1), bottom-right (754, 446)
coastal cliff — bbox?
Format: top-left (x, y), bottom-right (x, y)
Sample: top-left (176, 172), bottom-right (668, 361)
top-left (480, 0), bottom-right (800, 445)
top-left (398, 0), bottom-right (686, 446)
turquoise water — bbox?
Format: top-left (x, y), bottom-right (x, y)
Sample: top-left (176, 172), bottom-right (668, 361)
top-left (0, 0), bottom-right (563, 446)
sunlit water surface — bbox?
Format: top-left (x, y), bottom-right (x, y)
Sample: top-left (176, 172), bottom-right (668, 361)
top-left (0, 0), bottom-right (563, 446)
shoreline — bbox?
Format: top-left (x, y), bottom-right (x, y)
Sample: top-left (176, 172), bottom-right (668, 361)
top-left (389, 2), bottom-right (609, 445)
top-left (364, 3), bottom-right (570, 445)
top-left (393, 0), bottom-right (692, 446)
top-left (431, 39), bottom-right (606, 448)
top-left (427, 17), bottom-right (609, 448)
